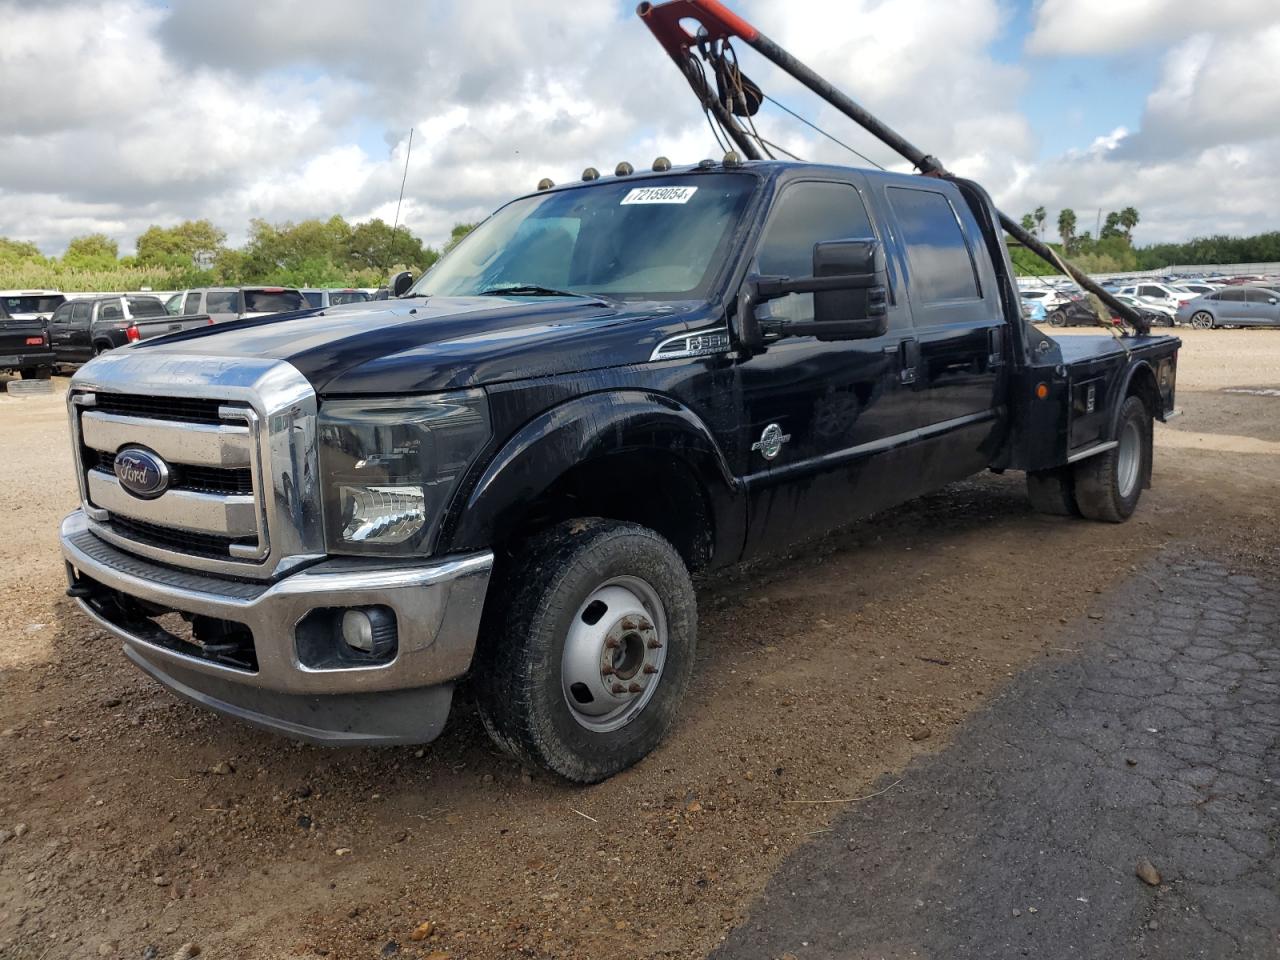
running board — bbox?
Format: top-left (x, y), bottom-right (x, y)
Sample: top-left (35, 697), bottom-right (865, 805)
top-left (1067, 440), bottom-right (1118, 464)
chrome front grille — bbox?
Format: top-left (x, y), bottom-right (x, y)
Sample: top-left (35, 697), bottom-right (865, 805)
top-left (67, 353), bottom-right (323, 580)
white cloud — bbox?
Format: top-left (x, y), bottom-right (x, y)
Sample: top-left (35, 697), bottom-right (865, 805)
top-left (0, 0), bottom-right (1277, 258)
top-left (1026, 0), bottom-right (1268, 55)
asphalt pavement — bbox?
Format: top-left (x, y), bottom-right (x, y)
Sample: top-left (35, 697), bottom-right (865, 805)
top-left (712, 553), bottom-right (1280, 959)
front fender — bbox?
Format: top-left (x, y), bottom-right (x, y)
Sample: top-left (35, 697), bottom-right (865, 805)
top-left (443, 390), bottom-right (739, 556)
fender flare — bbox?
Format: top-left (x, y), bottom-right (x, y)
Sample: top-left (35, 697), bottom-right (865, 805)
top-left (1109, 359), bottom-right (1159, 436)
top-left (443, 390), bottom-right (739, 555)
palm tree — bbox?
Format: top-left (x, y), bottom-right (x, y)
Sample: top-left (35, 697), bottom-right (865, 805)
top-left (1034, 206), bottom-right (1047, 239)
top-left (1118, 207), bottom-right (1140, 243)
top-left (1057, 208), bottom-right (1077, 253)
top-left (1020, 213), bottom-right (1036, 235)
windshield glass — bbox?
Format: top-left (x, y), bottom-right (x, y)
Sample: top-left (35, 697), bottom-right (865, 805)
top-left (2, 295), bottom-right (65, 315)
top-left (411, 174), bottom-right (756, 300)
top-left (243, 290), bottom-right (304, 313)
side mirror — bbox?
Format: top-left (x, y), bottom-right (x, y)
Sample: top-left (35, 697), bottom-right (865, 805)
top-left (743, 239), bottom-right (888, 347)
top-left (388, 271), bottom-right (416, 298)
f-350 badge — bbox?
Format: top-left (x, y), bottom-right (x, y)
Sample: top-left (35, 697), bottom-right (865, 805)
top-left (751, 423), bottom-right (791, 460)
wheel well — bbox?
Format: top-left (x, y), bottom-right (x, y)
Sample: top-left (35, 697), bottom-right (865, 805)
top-left (1125, 364), bottom-right (1160, 419)
top-left (508, 452), bottom-right (715, 571)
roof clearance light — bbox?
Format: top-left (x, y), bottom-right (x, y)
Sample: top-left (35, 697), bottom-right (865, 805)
top-left (582, 167), bottom-right (600, 181)
top-left (652, 156), bottom-right (672, 171)
top-left (537, 178), bottom-right (555, 191)
top-left (723, 151), bottom-right (741, 167)
top-left (615, 161), bottom-right (634, 177)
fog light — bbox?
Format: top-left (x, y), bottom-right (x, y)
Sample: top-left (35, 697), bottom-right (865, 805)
top-left (340, 607), bottom-right (397, 658)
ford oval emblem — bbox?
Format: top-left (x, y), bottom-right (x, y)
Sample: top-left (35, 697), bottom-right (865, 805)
top-left (114, 447), bottom-right (170, 499)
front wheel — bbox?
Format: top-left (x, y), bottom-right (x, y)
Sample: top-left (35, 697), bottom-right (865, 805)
top-left (1047, 309), bottom-right (1067, 327)
top-left (1073, 396), bottom-right (1152, 523)
top-left (474, 519), bottom-right (697, 783)
top-left (1190, 311), bottom-right (1215, 329)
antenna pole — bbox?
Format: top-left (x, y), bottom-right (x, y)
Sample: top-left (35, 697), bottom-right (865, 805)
top-left (392, 128), bottom-right (414, 234)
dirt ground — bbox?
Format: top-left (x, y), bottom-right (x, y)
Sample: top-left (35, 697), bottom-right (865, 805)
top-left (0, 330), bottom-right (1277, 960)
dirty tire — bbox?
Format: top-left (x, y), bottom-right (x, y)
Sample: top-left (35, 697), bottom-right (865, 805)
top-left (19, 365), bottom-right (52, 380)
top-left (474, 518), bottom-right (697, 784)
top-left (1026, 467), bottom-right (1079, 516)
top-left (1073, 395), bottom-right (1151, 523)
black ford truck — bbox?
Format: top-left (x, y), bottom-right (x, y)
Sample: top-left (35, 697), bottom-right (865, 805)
top-left (60, 160), bottom-right (1179, 781)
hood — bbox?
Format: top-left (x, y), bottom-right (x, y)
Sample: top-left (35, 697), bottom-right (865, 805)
top-left (132, 295), bottom-right (701, 394)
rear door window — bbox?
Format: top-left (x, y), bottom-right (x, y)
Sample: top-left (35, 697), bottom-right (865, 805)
top-left (243, 290), bottom-right (304, 313)
top-left (205, 291), bottom-right (240, 314)
top-left (886, 187), bottom-right (980, 304)
top-left (71, 302), bottom-right (92, 327)
top-left (99, 300), bottom-right (123, 321)
top-left (302, 291), bottom-right (324, 308)
top-left (183, 292), bottom-right (203, 315)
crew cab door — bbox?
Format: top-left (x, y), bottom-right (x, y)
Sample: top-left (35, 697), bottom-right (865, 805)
top-left (736, 177), bottom-right (922, 553)
top-left (69, 301), bottom-right (93, 362)
top-left (48, 303), bottom-right (73, 358)
top-left (881, 183), bottom-right (1008, 480)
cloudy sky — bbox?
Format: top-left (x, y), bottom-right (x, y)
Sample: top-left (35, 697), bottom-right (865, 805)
top-left (2, 0), bottom-right (1278, 255)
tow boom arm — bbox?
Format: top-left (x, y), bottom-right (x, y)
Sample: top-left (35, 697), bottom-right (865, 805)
top-left (636, 0), bottom-right (1149, 336)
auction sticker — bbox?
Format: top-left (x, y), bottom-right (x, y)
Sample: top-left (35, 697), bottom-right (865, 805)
top-left (621, 186), bottom-right (698, 204)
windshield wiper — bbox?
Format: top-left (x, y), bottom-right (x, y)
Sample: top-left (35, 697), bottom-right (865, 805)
top-left (477, 284), bottom-right (611, 304)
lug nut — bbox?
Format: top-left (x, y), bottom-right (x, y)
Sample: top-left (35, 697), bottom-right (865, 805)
top-left (621, 619), bottom-right (638, 630)
top-left (647, 639), bottom-right (663, 649)
top-left (611, 682), bottom-right (625, 694)
top-left (605, 638), bottom-right (620, 649)
top-left (601, 665), bottom-right (615, 676)
top-left (627, 682), bottom-right (642, 693)
top-left (643, 664), bottom-right (658, 675)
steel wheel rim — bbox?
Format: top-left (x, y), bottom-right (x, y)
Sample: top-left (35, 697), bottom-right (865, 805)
top-left (1191, 312), bottom-right (1212, 329)
top-left (561, 576), bottom-right (668, 733)
top-left (1117, 418), bottom-right (1142, 499)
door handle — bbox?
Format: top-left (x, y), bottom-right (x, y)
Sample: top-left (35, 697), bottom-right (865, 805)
top-left (899, 337), bottom-right (919, 385)
top-left (988, 326), bottom-right (1005, 368)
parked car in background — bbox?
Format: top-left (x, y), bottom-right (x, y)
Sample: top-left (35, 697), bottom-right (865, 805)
top-left (1020, 294), bottom-right (1047, 323)
top-left (1018, 287), bottom-right (1072, 310)
top-left (300, 288), bottom-right (372, 309)
top-left (0, 297), bottom-right (55, 379)
top-left (170, 287), bottom-right (305, 323)
top-left (1173, 281), bottom-right (1219, 297)
top-left (1113, 294), bottom-right (1175, 327)
top-left (1176, 287), bottom-right (1280, 329)
top-left (0, 289), bottom-right (67, 325)
top-left (47, 295), bottom-right (215, 365)
top-left (1045, 299), bottom-right (1116, 327)
top-left (1116, 282), bottom-right (1196, 313)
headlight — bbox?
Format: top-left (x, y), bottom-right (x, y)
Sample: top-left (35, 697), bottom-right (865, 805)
top-left (317, 391), bottom-right (490, 556)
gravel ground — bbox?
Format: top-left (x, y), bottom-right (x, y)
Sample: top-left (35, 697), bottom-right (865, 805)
top-left (0, 330), bottom-right (1277, 960)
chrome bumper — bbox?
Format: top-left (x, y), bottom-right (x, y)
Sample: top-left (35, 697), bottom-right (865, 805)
top-left (60, 510), bottom-right (494, 745)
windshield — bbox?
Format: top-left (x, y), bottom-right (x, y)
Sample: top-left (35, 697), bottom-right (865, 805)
top-left (2, 295), bottom-right (65, 315)
top-left (243, 289), bottom-right (304, 313)
top-left (411, 174), bottom-right (756, 300)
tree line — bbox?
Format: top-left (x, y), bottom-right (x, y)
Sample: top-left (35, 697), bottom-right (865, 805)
top-left (0, 218), bottom-right (477, 291)
top-left (1010, 204), bottom-right (1280, 276)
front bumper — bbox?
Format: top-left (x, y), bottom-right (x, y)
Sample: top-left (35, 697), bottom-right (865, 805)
top-left (60, 510), bottom-right (493, 745)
